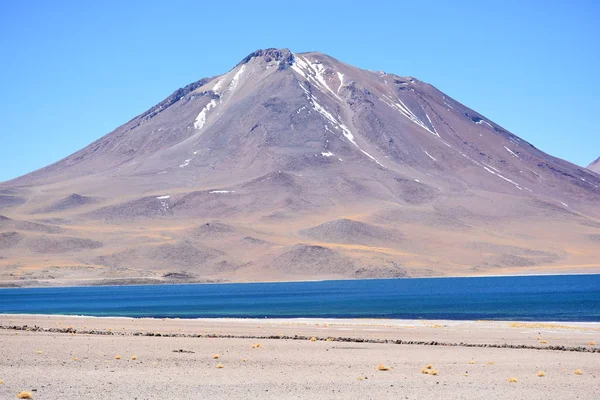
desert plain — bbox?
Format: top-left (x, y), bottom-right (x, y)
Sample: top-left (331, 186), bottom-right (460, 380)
top-left (0, 315), bottom-right (598, 399)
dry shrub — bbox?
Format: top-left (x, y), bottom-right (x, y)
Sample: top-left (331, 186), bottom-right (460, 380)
top-left (0, 379), bottom-right (3, 385)
top-left (421, 365), bottom-right (438, 375)
top-left (540, 340), bottom-right (549, 344)
top-left (114, 355), bottom-right (121, 360)
top-left (216, 364), bottom-right (224, 369)
top-left (421, 364), bottom-right (434, 374)
top-left (589, 341), bottom-right (596, 346)
top-left (72, 357), bottom-right (78, 361)
top-left (310, 337), bottom-right (317, 342)
top-left (326, 337), bottom-right (335, 341)
top-left (537, 371), bottom-right (545, 377)
top-left (468, 360), bottom-right (475, 364)
top-left (574, 369), bottom-right (583, 375)
top-left (242, 358), bottom-right (247, 362)
top-left (212, 354), bottom-right (220, 359)
top-left (256, 344), bottom-right (263, 348)
top-left (131, 355), bottom-right (137, 360)
top-left (377, 364), bottom-right (391, 371)
top-left (357, 376), bottom-right (365, 381)
top-left (35, 351), bottom-right (42, 354)
top-left (508, 377), bottom-right (518, 383)
top-left (17, 392), bottom-right (34, 399)
top-left (488, 362), bottom-right (494, 365)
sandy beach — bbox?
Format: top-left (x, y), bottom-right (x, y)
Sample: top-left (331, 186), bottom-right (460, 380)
top-left (0, 315), bottom-right (598, 399)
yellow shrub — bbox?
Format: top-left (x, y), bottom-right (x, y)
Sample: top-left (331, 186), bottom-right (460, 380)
top-left (574, 369), bottom-right (583, 375)
top-left (537, 371), bottom-right (545, 377)
top-left (17, 392), bottom-right (34, 399)
top-left (377, 364), bottom-right (391, 371)
top-left (508, 377), bottom-right (518, 383)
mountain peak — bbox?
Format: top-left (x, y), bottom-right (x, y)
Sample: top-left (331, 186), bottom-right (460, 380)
top-left (237, 48), bottom-right (294, 69)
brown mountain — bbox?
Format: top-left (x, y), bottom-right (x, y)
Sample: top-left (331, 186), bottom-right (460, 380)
top-left (1, 48), bottom-right (599, 286)
top-left (588, 157), bottom-right (600, 174)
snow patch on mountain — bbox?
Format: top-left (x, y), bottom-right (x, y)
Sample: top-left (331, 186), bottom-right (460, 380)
top-left (194, 99), bottom-right (218, 130)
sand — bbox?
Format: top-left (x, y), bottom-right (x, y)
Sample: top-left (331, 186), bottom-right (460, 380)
top-left (0, 315), bottom-right (598, 399)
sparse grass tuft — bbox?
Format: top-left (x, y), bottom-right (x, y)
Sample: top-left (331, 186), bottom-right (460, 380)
top-left (72, 357), bottom-right (78, 361)
top-left (242, 358), bottom-right (247, 362)
top-left (468, 360), bottom-right (475, 364)
top-left (508, 377), bottom-right (518, 383)
top-left (421, 365), bottom-right (438, 375)
top-left (0, 379), bottom-right (3, 384)
top-left (212, 354), bottom-right (220, 359)
top-left (488, 362), bottom-right (494, 365)
top-left (537, 371), bottom-right (545, 377)
top-left (17, 392), bottom-right (34, 399)
top-left (377, 364), bottom-right (391, 371)
top-left (421, 364), bottom-right (434, 374)
top-left (216, 364), bottom-right (224, 369)
top-left (310, 337), bottom-right (317, 342)
top-left (35, 351), bottom-right (42, 354)
top-left (574, 369), bottom-right (583, 375)
top-left (539, 340), bottom-right (549, 344)
top-left (131, 355), bottom-right (137, 360)
top-left (114, 355), bottom-right (121, 360)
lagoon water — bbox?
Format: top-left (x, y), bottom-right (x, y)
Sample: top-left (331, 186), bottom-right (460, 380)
top-left (1, 274), bottom-right (599, 321)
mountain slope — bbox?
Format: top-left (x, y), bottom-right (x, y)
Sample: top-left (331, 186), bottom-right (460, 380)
top-left (1, 48), bottom-right (600, 286)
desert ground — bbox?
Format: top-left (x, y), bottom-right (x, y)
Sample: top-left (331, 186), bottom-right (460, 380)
top-left (0, 315), bottom-right (598, 399)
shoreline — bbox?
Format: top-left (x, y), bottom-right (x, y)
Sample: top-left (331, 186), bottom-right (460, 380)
top-left (1, 271), bottom-right (599, 289)
top-left (3, 314), bottom-right (600, 326)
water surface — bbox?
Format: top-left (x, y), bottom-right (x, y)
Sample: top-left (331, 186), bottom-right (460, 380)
top-left (1, 274), bottom-right (599, 321)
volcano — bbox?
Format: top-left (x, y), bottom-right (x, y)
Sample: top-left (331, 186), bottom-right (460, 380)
top-left (1, 48), bottom-right (599, 286)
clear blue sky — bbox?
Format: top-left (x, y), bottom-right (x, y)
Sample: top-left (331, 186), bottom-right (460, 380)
top-left (1, 0), bottom-right (598, 182)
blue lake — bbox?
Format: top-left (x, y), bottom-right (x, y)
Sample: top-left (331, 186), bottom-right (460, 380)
top-left (1, 274), bottom-right (599, 321)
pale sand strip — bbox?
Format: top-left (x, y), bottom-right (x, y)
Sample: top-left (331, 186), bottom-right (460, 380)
top-left (0, 315), bottom-right (598, 399)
